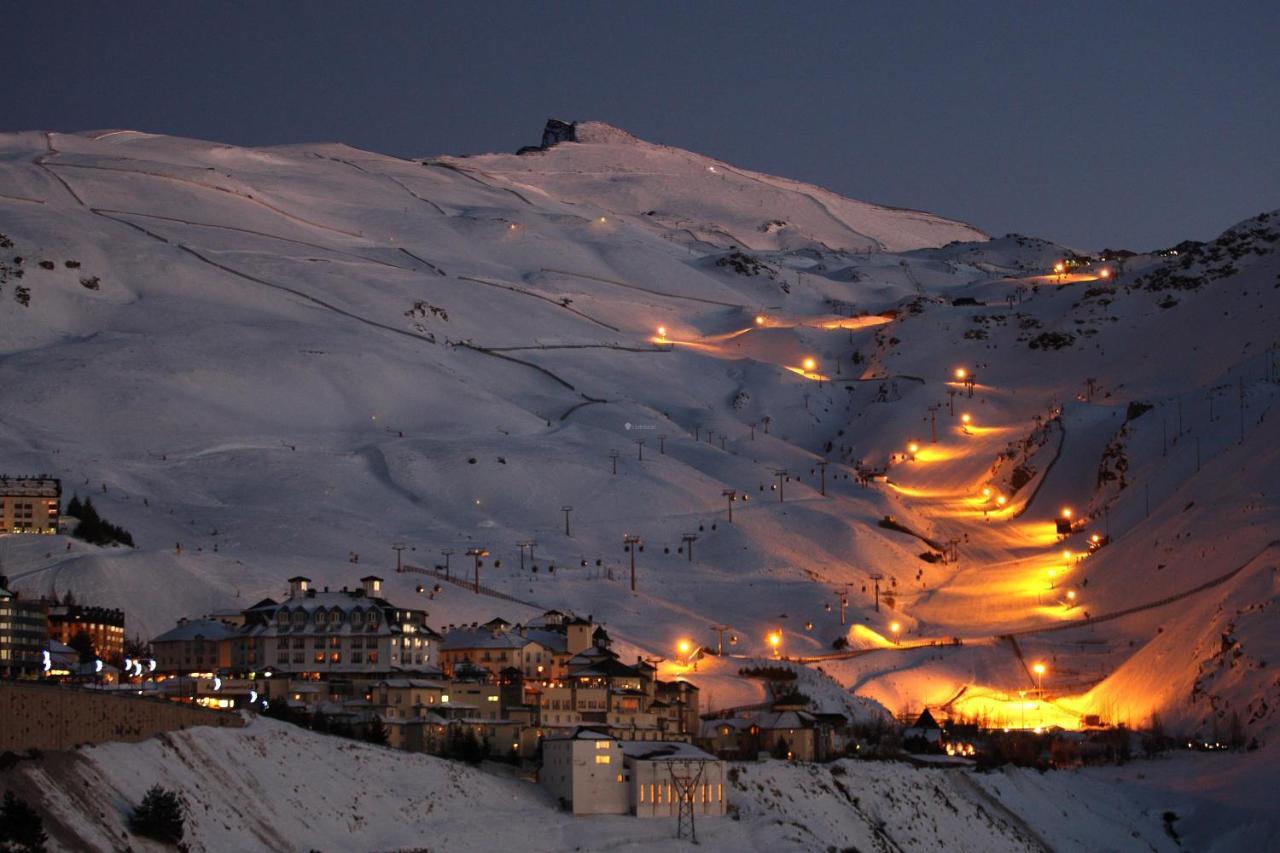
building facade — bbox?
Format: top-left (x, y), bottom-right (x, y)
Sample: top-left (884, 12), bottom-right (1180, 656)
top-left (540, 728), bottom-right (630, 814)
top-left (44, 603), bottom-right (125, 665)
top-left (0, 475), bottom-right (60, 534)
top-left (0, 577), bottom-right (49, 678)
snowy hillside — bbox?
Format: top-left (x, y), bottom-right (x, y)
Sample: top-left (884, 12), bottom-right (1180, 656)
top-left (0, 122), bottom-right (1277, 764)
top-left (2, 715), bottom-right (1250, 853)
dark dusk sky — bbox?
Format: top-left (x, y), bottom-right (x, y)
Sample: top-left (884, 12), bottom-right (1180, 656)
top-left (6, 1), bottom-right (1279, 250)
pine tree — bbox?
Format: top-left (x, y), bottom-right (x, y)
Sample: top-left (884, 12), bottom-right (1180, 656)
top-left (128, 785), bottom-right (184, 845)
top-left (0, 789), bottom-right (48, 853)
top-left (65, 494), bottom-right (82, 519)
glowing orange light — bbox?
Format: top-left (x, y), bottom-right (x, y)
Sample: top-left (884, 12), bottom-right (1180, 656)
top-left (755, 315), bottom-right (766, 326)
top-left (598, 216), bottom-right (608, 224)
top-left (1062, 549), bottom-right (1073, 561)
top-left (677, 639), bottom-right (691, 656)
top-left (961, 413), bottom-right (972, 424)
top-left (907, 442), bottom-right (920, 455)
top-left (1099, 268), bottom-right (1111, 279)
top-left (1053, 262), bottom-right (1066, 274)
top-left (767, 631), bottom-right (782, 648)
top-left (954, 367), bottom-right (968, 380)
top-left (889, 621), bottom-right (901, 634)
top-left (802, 357), bottom-right (817, 372)
top-left (656, 325), bottom-right (667, 338)
top-left (1067, 590), bottom-right (1077, 601)
top-left (996, 495), bottom-right (1008, 507)
top-left (981, 487), bottom-right (992, 499)
top-left (1032, 662), bottom-right (1047, 676)
top-left (508, 223), bottom-right (518, 230)
top-left (1061, 507), bottom-right (1073, 519)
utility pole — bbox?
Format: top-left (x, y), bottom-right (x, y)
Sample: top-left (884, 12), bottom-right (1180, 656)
top-left (722, 489), bottom-right (737, 523)
top-left (928, 404), bottom-right (940, 443)
top-left (440, 548), bottom-right (453, 579)
top-left (517, 539), bottom-right (536, 571)
top-left (838, 584), bottom-right (850, 626)
top-left (773, 468), bottom-right (788, 502)
top-left (562, 505), bottom-right (573, 537)
top-left (869, 573), bottom-right (885, 612)
top-left (749, 422), bottom-right (756, 440)
top-left (392, 543), bottom-right (407, 573)
top-left (624, 535), bottom-right (642, 594)
top-left (947, 387), bottom-right (957, 415)
top-left (681, 533), bottom-right (698, 562)
top-left (635, 438), bottom-right (645, 461)
top-left (816, 461), bottom-right (829, 496)
top-left (610, 450), bottom-right (620, 475)
top-left (710, 624), bottom-right (729, 655)
top-left (466, 547), bottom-right (489, 593)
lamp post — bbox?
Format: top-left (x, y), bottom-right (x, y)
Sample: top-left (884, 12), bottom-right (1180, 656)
top-left (609, 450), bottom-right (620, 475)
top-left (562, 505), bottom-right (573, 537)
top-left (440, 548), bottom-right (453, 579)
top-left (816, 461), bottom-right (829, 496)
top-left (767, 630), bottom-right (782, 659)
top-left (773, 469), bottom-right (788, 502)
top-left (465, 547), bottom-right (489, 594)
top-left (393, 543), bottom-right (407, 573)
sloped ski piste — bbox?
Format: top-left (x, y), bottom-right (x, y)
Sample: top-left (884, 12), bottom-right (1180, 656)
top-left (0, 119), bottom-right (1277, 847)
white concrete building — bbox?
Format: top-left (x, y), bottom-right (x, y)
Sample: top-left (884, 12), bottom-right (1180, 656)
top-left (539, 728), bottom-right (629, 815)
top-left (622, 741), bottom-right (726, 819)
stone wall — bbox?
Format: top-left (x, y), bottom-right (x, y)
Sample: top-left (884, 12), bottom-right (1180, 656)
top-left (0, 682), bottom-right (243, 752)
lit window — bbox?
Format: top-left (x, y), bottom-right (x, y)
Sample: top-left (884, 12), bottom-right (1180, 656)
top-left (594, 755), bottom-right (610, 765)
top-left (594, 740), bottom-right (610, 750)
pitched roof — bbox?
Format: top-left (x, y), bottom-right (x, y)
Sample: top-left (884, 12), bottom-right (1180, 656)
top-left (151, 619), bottom-right (236, 644)
top-left (619, 741), bottom-right (718, 761)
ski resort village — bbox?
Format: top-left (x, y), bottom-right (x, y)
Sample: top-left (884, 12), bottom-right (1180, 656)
top-left (0, 98), bottom-right (1278, 852)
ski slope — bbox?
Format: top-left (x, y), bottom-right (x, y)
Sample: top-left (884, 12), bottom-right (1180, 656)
top-left (0, 122), bottom-right (1277, 766)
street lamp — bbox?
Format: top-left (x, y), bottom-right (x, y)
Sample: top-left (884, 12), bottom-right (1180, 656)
top-left (755, 315), bottom-right (766, 326)
top-left (656, 325), bottom-right (667, 339)
top-left (466, 547), bottom-right (489, 594)
top-left (767, 631), bottom-right (782, 658)
top-left (889, 621), bottom-right (901, 645)
top-left (1032, 662), bottom-right (1047, 697)
top-left (907, 442), bottom-right (920, 460)
top-left (802, 357), bottom-right (817, 373)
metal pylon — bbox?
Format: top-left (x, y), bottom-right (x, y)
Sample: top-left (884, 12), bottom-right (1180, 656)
top-left (669, 759), bottom-right (707, 843)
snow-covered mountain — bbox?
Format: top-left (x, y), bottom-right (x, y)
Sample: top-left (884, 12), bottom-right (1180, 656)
top-left (0, 121), bottom-right (1277, 767)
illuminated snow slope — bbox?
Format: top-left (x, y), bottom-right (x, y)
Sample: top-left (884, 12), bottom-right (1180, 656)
top-left (0, 124), bottom-right (1278, 841)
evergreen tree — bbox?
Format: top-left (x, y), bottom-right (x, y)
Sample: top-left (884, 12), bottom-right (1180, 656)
top-left (128, 786), bottom-right (184, 846)
top-left (65, 494), bottom-right (82, 518)
top-left (0, 790), bottom-right (48, 853)
top-left (67, 630), bottom-right (96, 664)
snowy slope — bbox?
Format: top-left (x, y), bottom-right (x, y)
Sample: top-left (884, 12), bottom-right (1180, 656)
top-left (449, 120), bottom-right (988, 253)
top-left (0, 715), bottom-right (1233, 853)
top-left (0, 123), bottom-right (1278, 773)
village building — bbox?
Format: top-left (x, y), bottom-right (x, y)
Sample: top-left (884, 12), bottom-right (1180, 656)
top-left (540, 728), bottom-right (630, 815)
top-left (231, 575), bottom-right (438, 677)
top-left (0, 576), bottom-right (48, 678)
top-left (150, 618), bottom-right (235, 674)
top-left (622, 740), bottom-right (727, 819)
top-left (0, 475), bottom-right (60, 534)
top-left (43, 602), bottom-right (125, 665)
